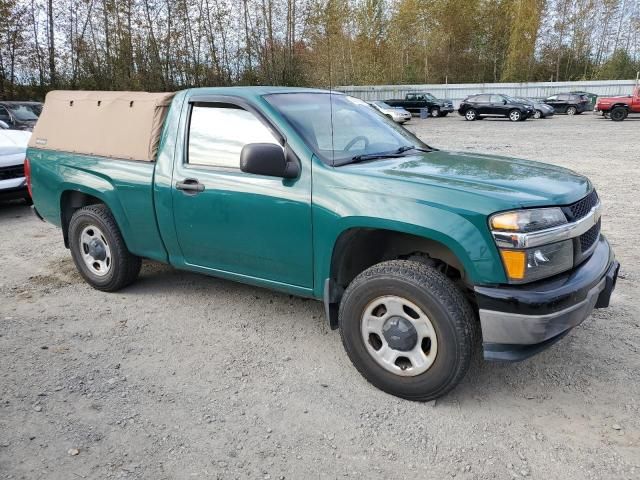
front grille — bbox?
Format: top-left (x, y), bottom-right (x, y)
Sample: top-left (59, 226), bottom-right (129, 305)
top-left (567, 190), bottom-right (599, 221)
top-left (0, 164), bottom-right (25, 181)
top-left (580, 219), bottom-right (601, 252)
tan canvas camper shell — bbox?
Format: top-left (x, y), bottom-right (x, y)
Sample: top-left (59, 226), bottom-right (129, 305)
top-left (28, 90), bottom-right (176, 162)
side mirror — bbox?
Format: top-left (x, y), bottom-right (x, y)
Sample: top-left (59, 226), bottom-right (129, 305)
top-left (240, 143), bottom-right (300, 179)
top-left (502, 99), bottom-right (507, 104)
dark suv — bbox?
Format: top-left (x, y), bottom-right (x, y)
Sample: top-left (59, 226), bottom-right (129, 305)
top-left (542, 93), bottom-right (590, 115)
top-left (458, 94), bottom-right (534, 121)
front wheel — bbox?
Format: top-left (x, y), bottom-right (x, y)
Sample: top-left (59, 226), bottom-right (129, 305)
top-left (533, 110), bottom-right (542, 119)
top-left (610, 107), bottom-right (628, 122)
top-left (338, 260), bottom-right (476, 401)
top-left (68, 204), bottom-right (142, 292)
top-left (508, 109), bottom-right (522, 122)
top-left (464, 109), bottom-right (477, 121)
top-left (430, 107), bottom-right (441, 117)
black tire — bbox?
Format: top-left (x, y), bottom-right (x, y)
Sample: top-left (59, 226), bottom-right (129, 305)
top-left (68, 204), bottom-right (141, 292)
top-left (566, 105), bottom-right (577, 115)
top-left (23, 195), bottom-right (33, 206)
top-left (610, 107), bottom-right (628, 122)
top-left (430, 107), bottom-right (441, 117)
top-left (464, 108), bottom-right (477, 121)
top-left (338, 260), bottom-right (476, 401)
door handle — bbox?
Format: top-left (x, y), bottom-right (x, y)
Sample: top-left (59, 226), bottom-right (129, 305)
top-left (176, 178), bottom-right (205, 194)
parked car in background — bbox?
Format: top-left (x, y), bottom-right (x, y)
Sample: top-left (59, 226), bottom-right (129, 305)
top-left (0, 101), bottom-right (42, 131)
top-left (542, 93), bottom-right (590, 115)
top-left (513, 97), bottom-right (555, 119)
top-left (570, 91), bottom-right (597, 111)
top-left (595, 85), bottom-right (640, 121)
top-left (458, 94), bottom-right (534, 121)
top-left (386, 92), bottom-right (454, 117)
top-left (368, 101), bottom-right (412, 124)
top-left (0, 120), bottom-right (31, 203)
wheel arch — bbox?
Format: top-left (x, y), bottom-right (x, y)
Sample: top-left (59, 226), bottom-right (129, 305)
top-left (610, 103), bottom-right (630, 110)
top-left (59, 186), bottom-right (130, 250)
top-left (322, 222), bottom-right (491, 329)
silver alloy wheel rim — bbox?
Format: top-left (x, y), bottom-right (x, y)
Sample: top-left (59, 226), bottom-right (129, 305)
top-left (465, 110), bottom-right (476, 120)
top-left (79, 225), bottom-right (112, 277)
top-left (431, 108), bottom-right (439, 117)
top-left (361, 295), bottom-right (438, 377)
top-left (510, 110), bottom-right (520, 121)
top-left (534, 110), bottom-right (541, 119)
top-left (567, 107), bottom-right (576, 115)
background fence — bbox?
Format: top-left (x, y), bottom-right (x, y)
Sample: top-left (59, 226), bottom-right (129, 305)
top-left (337, 80), bottom-right (638, 107)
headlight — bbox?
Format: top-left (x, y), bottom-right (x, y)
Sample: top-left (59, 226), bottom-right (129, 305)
top-left (490, 208), bottom-right (567, 232)
top-left (499, 240), bottom-right (574, 282)
top-left (490, 208), bottom-right (573, 283)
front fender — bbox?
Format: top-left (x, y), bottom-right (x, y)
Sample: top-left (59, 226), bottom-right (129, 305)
top-left (312, 193), bottom-right (506, 298)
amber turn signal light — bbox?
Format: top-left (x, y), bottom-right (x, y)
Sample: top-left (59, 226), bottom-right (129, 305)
top-left (499, 249), bottom-right (526, 280)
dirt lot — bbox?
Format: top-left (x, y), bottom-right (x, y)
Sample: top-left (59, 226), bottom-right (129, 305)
top-left (1, 113), bottom-right (639, 480)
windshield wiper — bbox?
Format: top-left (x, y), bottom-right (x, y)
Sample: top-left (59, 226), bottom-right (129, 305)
top-left (349, 145), bottom-right (433, 164)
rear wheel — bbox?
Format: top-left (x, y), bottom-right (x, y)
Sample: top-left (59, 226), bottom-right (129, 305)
top-left (464, 109), bottom-right (477, 121)
top-left (338, 260), bottom-right (475, 401)
top-left (508, 109), bottom-right (522, 122)
top-left (68, 204), bottom-right (141, 291)
top-left (610, 107), bottom-right (628, 122)
top-left (566, 105), bottom-right (577, 115)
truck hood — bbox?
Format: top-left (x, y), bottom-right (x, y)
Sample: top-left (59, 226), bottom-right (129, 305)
top-left (597, 95), bottom-right (631, 103)
top-left (0, 129), bottom-right (31, 155)
top-left (341, 150), bottom-right (591, 210)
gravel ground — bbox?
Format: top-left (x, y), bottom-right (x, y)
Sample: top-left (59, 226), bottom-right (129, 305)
top-left (1, 113), bottom-right (639, 480)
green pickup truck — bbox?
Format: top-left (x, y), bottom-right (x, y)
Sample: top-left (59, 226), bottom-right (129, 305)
top-left (26, 87), bottom-right (619, 401)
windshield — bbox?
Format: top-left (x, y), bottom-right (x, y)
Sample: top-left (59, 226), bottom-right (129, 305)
top-left (265, 93), bottom-right (429, 166)
top-left (423, 93), bottom-right (436, 100)
top-left (7, 104), bottom-right (39, 121)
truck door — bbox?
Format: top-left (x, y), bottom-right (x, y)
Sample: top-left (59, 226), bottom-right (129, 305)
top-left (171, 100), bottom-right (313, 288)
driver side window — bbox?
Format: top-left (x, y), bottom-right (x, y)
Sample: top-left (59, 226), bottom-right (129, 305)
top-left (187, 104), bottom-right (280, 169)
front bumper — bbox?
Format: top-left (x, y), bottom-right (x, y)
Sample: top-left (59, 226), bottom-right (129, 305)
top-left (475, 236), bottom-right (619, 361)
top-left (441, 104), bottom-right (455, 113)
top-left (0, 183), bottom-right (28, 201)
top-left (392, 113), bottom-right (412, 122)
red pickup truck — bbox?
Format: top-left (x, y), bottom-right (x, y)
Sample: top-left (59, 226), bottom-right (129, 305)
top-left (595, 85), bottom-right (640, 121)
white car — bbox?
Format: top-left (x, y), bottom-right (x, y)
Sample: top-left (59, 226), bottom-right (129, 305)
top-left (368, 101), bottom-right (412, 124)
top-left (0, 120), bottom-right (32, 203)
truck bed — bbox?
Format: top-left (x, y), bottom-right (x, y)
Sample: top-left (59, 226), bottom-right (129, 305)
top-left (28, 148), bottom-right (168, 263)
